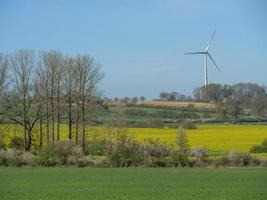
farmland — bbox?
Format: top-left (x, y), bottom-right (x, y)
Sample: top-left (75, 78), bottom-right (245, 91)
top-left (2, 124), bottom-right (267, 157)
top-left (0, 168), bottom-right (267, 200)
top-left (136, 100), bottom-right (215, 109)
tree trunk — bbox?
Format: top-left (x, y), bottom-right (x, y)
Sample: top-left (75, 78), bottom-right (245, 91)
top-left (26, 130), bottom-right (32, 151)
top-left (51, 86), bottom-right (55, 144)
top-left (68, 92), bottom-right (72, 140)
top-left (57, 81), bottom-right (60, 141)
top-left (23, 97), bottom-right (27, 151)
top-left (46, 96), bottom-right (50, 145)
top-left (75, 107), bottom-right (80, 145)
top-left (82, 99), bottom-right (85, 151)
top-left (39, 111), bottom-right (43, 147)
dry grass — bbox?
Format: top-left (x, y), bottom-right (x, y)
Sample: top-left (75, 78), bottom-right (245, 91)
top-left (137, 100), bottom-right (215, 109)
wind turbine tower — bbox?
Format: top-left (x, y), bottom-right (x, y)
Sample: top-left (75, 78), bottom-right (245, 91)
top-left (185, 31), bottom-right (220, 86)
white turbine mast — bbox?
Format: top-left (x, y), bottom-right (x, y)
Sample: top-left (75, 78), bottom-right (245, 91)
top-left (185, 30), bottom-right (220, 87)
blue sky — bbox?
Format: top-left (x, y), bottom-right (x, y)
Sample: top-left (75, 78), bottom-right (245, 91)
top-left (0, 0), bottom-right (267, 99)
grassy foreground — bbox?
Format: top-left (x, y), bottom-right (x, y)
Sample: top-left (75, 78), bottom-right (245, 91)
top-left (0, 168), bottom-right (267, 200)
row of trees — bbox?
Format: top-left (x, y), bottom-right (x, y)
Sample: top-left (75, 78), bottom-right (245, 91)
top-left (194, 83), bottom-right (267, 121)
top-left (0, 50), bottom-right (103, 152)
top-left (159, 91), bottom-right (192, 101)
top-left (104, 96), bottom-right (146, 105)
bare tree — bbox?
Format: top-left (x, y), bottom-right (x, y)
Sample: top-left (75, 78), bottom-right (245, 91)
top-left (36, 54), bottom-right (51, 145)
top-left (75, 55), bottom-right (103, 151)
top-left (0, 54), bottom-right (8, 99)
top-left (63, 57), bottom-right (75, 141)
top-left (8, 50), bottom-right (38, 151)
top-left (42, 51), bottom-right (63, 143)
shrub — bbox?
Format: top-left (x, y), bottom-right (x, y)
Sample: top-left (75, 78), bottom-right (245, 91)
top-left (180, 119), bottom-right (197, 129)
top-left (228, 151), bottom-right (258, 167)
top-left (250, 138), bottom-right (267, 153)
top-left (37, 141), bottom-right (83, 166)
top-left (0, 151), bottom-right (35, 167)
top-left (213, 156), bottom-right (230, 167)
top-left (250, 145), bottom-right (267, 153)
top-left (0, 140), bottom-right (7, 150)
top-left (262, 138), bottom-right (267, 146)
top-left (8, 136), bottom-right (24, 150)
top-left (170, 150), bottom-right (190, 167)
top-left (190, 147), bottom-right (209, 167)
top-left (144, 138), bottom-right (171, 167)
top-left (68, 156), bottom-right (107, 168)
top-left (84, 139), bottom-right (106, 156)
top-left (177, 128), bottom-right (190, 154)
top-left (105, 135), bottom-right (144, 167)
top-left (0, 150), bottom-right (8, 166)
top-left (75, 156), bottom-right (98, 168)
top-left (260, 160), bottom-right (267, 167)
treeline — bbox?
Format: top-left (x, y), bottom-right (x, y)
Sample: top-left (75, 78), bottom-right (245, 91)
top-left (193, 83), bottom-right (267, 122)
top-left (0, 50), bottom-right (103, 152)
top-left (159, 91), bottom-right (192, 101)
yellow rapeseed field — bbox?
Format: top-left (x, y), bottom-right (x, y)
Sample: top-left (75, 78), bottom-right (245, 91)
top-left (1, 124), bottom-right (267, 157)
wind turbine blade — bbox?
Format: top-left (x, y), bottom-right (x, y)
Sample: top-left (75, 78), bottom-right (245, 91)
top-left (208, 53), bottom-right (221, 72)
top-left (184, 52), bottom-right (206, 55)
top-left (207, 30), bottom-right (216, 51)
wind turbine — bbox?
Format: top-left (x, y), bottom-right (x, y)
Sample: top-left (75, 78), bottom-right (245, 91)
top-left (185, 31), bottom-right (220, 86)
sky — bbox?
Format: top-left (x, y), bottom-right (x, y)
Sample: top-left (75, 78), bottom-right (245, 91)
top-left (0, 0), bottom-right (267, 99)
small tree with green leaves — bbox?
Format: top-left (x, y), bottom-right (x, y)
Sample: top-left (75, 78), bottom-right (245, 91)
top-left (177, 128), bottom-right (190, 154)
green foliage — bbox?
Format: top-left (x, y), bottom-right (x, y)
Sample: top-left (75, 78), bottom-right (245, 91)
top-left (144, 138), bottom-right (171, 167)
top-left (228, 151), bottom-right (260, 167)
top-left (84, 140), bottom-right (106, 156)
top-left (190, 147), bottom-right (209, 167)
top-left (37, 141), bottom-right (83, 166)
top-left (105, 135), bottom-right (144, 167)
top-left (8, 136), bottom-right (24, 150)
top-left (0, 151), bottom-right (36, 167)
top-left (250, 138), bottom-right (267, 153)
top-left (177, 128), bottom-right (190, 153)
top-left (0, 139), bottom-right (6, 150)
top-left (170, 150), bottom-right (190, 167)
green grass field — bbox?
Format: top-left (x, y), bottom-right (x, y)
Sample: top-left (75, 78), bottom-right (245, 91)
top-left (2, 124), bottom-right (267, 157)
top-left (0, 168), bottom-right (266, 200)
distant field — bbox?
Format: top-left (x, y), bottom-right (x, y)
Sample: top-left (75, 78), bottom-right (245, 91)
top-left (2, 124), bottom-right (267, 157)
top-left (0, 168), bottom-right (266, 200)
top-left (137, 100), bottom-right (215, 109)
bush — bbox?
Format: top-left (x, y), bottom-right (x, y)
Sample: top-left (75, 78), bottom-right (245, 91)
top-left (170, 150), bottom-right (190, 167)
top-left (8, 136), bottom-right (24, 150)
top-left (0, 151), bottom-right (36, 167)
top-left (144, 138), bottom-right (171, 167)
top-left (262, 138), bottom-right (267, 146)
top-left (68, 156), bottom-right (107, 168)
top-left (250, 145), bottom-right (267, 153)
top-left (228, 151), bottom-right (259, 167)
top-left (84, 139), bottom-right (106, 156)
top-left (190, 147), bottom-right (209, 167)
top-left (37, 141), bottom-right (83, 166)
top-left (105, 135), bottom-right (144, 167)
top-left (213, 156), bottom-right (230, 167)
top-left (0, 140), bottom-right (7, 150)
top-left (177, 128), bottom-right (190, 154)
top-left (260, 160), bottom-right (267, 167)
top-left (0, 150), bottom-right (8, 166)
top-left (250, 138), bottom-right (267, 153)
top-left (180, 119), bottom-right (197, 129)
